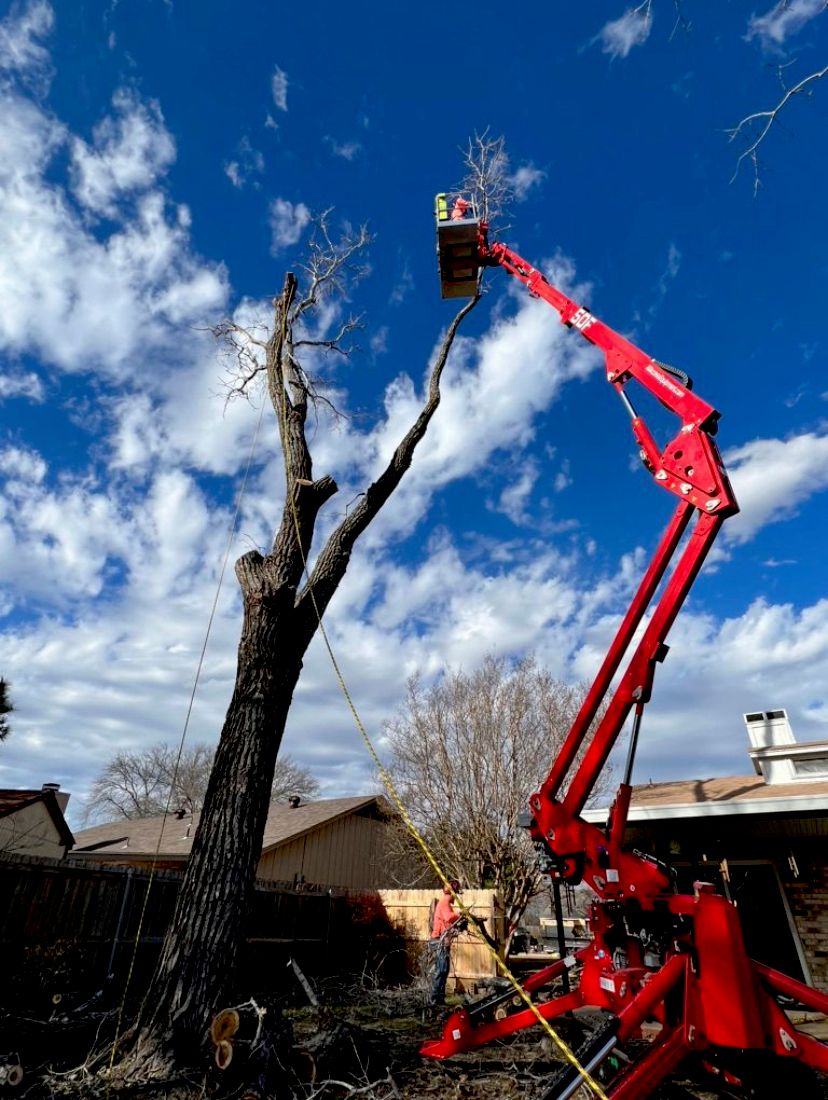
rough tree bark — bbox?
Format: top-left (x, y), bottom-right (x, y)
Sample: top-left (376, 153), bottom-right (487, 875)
top-left (125, 256), bottom-right (479, 1070)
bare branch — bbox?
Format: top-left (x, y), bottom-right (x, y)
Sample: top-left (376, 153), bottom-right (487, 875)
top-left (459, 130), bottom-right (515, 227)
top-left (727, 63), bottom-right (828, 195)
top-left (294, 212), bottom-right (372, 321)
top-left (294, 311), bottom-right (365, 357)
top-left (214, 319), bottom-right (269, 403)
top-left (669, 0), bottom-right (691, 40)
top-left (293, 292), bottom-right (479, 634)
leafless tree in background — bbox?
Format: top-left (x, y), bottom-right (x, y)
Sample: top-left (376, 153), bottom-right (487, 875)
top-left (82, 742), bottom-right (319, 823)
top-left (384, 655), bottom-right (611, 952)
top-left (0, 677), bottom-right (12, 741)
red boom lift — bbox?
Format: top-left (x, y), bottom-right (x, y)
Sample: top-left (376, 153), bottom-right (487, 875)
top-left (424, 195), bottom-right (828, 1097)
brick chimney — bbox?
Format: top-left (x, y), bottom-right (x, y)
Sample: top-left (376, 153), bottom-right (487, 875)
top-left (41, 782), bottom-right (70, 813)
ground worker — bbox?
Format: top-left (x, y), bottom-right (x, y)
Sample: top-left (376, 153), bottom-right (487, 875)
top-left (429, 879), bottom-right (466, 1006)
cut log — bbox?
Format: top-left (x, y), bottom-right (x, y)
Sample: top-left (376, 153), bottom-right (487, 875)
top-left (210, 1002), bottom-right (264, 1047)
top-left (210, 1008), bottom-right (241, 1045)
top-left (214, 1039), bottom-right (233, 1071)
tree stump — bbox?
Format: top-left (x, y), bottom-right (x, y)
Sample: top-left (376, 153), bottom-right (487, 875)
top-left (208, 998), bottom-right (300, 1095)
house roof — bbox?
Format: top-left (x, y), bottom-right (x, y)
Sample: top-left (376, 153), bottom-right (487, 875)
top-left (583, 774), bottom-right (828, 823)
top-left (0, 788), bottom-right (75, 847)
top-left (70, 795), bottom-right (385, 861)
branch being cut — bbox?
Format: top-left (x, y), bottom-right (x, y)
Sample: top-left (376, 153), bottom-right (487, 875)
top-left (727, 62), bottom-right (828, 195)
top-left (459, 130), bottom-right (515, 227)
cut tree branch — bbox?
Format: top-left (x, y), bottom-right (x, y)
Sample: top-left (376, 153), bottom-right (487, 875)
top-left (727, 63), bottom-right (828, 195)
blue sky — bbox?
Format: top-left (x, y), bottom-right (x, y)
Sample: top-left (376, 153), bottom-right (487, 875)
top-left (2, 0), bottom-right (828, 826)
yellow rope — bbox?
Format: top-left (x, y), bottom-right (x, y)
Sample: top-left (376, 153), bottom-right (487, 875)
top-left (275, 303), bottom-right (608, 1099)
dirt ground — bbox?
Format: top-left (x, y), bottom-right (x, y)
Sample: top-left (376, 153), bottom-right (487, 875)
top-left (4, 987), bottom-right (828, 1099)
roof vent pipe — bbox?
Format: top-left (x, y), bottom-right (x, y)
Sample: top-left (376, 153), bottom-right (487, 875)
top-left (288, 795), bottom-right (301, 808)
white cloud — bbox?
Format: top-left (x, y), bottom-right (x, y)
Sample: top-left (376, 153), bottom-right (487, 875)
top-left (0, 369), bottom-right (44, 401)
top-left (0, 444), bottom-right (46, 482)
top-left (724, 431), bottom-right (828, 543)
top-left (0, 87), bottom-right (227, 377)
top-left (324, 136), bottom-right (362, 161)
top-left (224, 162), bottom-right (242, 188)
top-left (223, 136), bottom-right (264, 190)
top-left (370, 325), bottom-right (389, 357)
top-left (747, 0), bottom-right (827, 50)
top-left (69, 89), bottom-right (176, 217)
top-left (598, 7), bottom-right (653, 58)
top-left (0, 0), bottom-right (53, 94)
top-left (268, 197), bottom-right (311, 252)
top-left (509, 163), bottom-right (545, 200)
top-left (491, 459), bottom-right (539, 525)
top-left (0, 464), bottom-right (134, 605)
top-left (271, 65), bottom-right (289, 111)
top-left (640, 241), bottom-right (681, 322)
top-left (389, 260), bottom-right (414, 306)
top-left (554, 459), bottom-right (572, 492)
top-left (357, 259), bottom-right (600, 535)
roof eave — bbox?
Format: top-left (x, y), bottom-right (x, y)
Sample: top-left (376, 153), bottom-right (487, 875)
top-left (583, 793), bottom-right (828, 822)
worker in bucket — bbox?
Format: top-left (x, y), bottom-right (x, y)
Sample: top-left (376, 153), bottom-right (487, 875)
top-left (450, 196), bottom-right (471, 220)
top-left (429, 879), bottom-right (466, 1007)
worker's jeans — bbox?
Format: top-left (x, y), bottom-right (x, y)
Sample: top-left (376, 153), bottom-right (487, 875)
top-left (429, 938), bottom-right (450, 1005)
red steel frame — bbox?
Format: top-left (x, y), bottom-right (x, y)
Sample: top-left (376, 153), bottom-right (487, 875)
top-left (422, 226), bottom-right (828, 1095)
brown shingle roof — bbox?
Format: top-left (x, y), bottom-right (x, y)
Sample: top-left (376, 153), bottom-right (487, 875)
top-left (0, 788), bottom-right (75, 847)
top-left (0, 790), bottom-right (43, 815)
top-left (71, 795), bottom-right (384, 859)
top-left (629, 775), bottom-right (828, 807)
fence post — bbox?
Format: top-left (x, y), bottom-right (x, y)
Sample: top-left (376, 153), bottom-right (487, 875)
top-left (106, 867), bottom-right (133, 979)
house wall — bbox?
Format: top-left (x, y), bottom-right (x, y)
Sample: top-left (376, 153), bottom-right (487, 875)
top-left (0, 802), bottom-right (66, 860)
top-left (627, 818), bottom-right (827, 991)
top-left (783, 841), bottom-right (828, 993)
top-left (256, 813), bottom-right (388, 889)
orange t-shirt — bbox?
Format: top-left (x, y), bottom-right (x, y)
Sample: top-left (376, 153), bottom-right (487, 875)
top-left (432, 894), bottom-right (461, 938)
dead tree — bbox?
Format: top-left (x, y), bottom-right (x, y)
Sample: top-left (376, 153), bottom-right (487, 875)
top-left (124, 214), bottom-right (479, 1073)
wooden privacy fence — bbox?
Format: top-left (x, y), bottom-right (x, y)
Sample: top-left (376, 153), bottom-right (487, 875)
top-left (380, 888), bottom-right (505, 994)
top-left (0, 852), bottom-right (358, 1006)
top-left (0, 855), bottom-right (504, 1005)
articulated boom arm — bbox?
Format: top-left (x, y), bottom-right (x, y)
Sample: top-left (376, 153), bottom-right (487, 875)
top-left (427, 203), bottom-right (828, 1095)
top-left (481, 238), bottom-right (739, 902)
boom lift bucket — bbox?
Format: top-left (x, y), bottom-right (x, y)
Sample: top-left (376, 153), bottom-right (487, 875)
top-left (435, 192), bottom-right (482, 299)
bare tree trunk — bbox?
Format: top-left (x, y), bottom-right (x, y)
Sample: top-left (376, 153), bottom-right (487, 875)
top-left (124, 271), bottom-right (479, 1071)
top-left (130, 605), bottom-right (304, 1064)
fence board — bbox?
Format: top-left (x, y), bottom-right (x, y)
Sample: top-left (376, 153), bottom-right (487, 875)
top-left (379, 888), bottom-right (505, 993)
